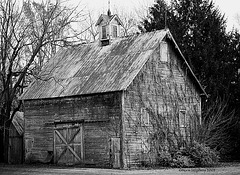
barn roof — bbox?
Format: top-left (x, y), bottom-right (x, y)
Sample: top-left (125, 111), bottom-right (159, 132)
top-left (12, 111), bottom-right (24, 136)
top-left (20, 29), bottom-right (207, 100)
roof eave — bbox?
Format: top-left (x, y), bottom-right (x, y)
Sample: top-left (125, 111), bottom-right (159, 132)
top-left (166, 30), bottom-right (208, 98)
top-left (109, 14), bottom-right (124, 27)
top-left (95, 14), bottom-right (105, 26)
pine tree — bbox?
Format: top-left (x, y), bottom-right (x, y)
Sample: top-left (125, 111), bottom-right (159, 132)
top-left (139, 0), bottom-right (235, 101)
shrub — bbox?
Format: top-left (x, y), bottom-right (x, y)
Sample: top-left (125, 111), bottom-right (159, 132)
top-left (155, 141), bottom-right (219, 168)
top-left (156, 151), bottom-right (172, 166)
top-left (171, 154), bottom-right (195, 168)
top-left (187, 141), bottom-right (220, 167)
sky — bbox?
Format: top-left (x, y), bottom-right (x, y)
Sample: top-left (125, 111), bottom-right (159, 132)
top-left (213, 0), bottom-right (240, 30)
top-left (71, 0), bottom-right (240, 31)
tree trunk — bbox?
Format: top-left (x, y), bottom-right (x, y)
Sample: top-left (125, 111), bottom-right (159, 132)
top-left (3, 120), bottom-right (11, 163)
top-left (2, 101), bottom-right (12, 163)
top-left (0, 117), bottom-right (4, 163)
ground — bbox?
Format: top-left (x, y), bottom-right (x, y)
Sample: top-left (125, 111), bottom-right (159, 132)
top-left (1, 163), bottom-right (240, 175)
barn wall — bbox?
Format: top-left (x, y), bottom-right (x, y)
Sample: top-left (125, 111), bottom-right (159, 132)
top-left (24, 92), bottom-right (122, 167)
top-left (123, 41), bottom-right (202, 167)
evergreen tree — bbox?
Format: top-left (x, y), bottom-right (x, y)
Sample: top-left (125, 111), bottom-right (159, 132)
top-left (139, 0), bottom-right (232, 100)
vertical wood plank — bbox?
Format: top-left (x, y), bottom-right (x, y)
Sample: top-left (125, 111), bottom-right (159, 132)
top-left (120, 91), bottom-right (126, 168)
top-left (53, 130), bottom-right (56, 164)
top-left (81, 124), bottom-right (84, 160)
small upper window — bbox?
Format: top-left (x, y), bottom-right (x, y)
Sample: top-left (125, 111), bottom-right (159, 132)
top-left (140, 108), bottom-right (150, 126)
top-left (102, 26), bottom-right (107, 39)
top-left (160, 42), bottom-right (168, 62)
top-left (112, 25), bottom-right (117, 38)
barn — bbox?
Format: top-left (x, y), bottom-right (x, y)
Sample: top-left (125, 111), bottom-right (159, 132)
top-left (20, 12), bottom-right (207, 168)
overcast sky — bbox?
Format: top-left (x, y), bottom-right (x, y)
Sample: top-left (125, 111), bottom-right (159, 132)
top-left (71, 0), bottom-right (240, 31)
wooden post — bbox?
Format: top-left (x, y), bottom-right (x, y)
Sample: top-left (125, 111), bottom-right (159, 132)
top-left (120, 91), bottom-right (126, 168)
top-left (53, 128), bottom-right (56, 164)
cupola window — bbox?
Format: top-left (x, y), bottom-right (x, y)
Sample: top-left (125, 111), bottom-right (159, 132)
top-left (112, 25), bottom-right (117, 38)
top-left (102, 26), bottom-right (107, 39)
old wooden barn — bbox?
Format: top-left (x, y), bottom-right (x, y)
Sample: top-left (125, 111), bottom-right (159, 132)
top-left (20, 12), bottom-right (207, 168)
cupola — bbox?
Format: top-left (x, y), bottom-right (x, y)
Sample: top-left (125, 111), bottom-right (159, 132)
top-left (95, 9), bottom-right (123, 46)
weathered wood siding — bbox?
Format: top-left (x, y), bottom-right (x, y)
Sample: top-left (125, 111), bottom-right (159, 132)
top-left (122, 41), bottom-right (202, 167)
top-left (9, 124), bottom-right (23, 164)
top-left (24, 92), bottom-right (122, 167)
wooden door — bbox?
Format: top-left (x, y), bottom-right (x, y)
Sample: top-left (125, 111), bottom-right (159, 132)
top-left (110, 137), bottom-right (120, 168)
top-left (9, 135), bottom-right (23, 164)
top-left (54, 124), bottom-right (83, 165)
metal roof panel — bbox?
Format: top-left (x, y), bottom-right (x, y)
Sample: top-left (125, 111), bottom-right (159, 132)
top-left (20, 30), bottom-right (206, 100)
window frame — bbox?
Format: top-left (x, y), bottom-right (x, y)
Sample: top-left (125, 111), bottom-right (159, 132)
top-left (178, 110), bottom-right (188, 139)
top-left (112, 25), bottom-right (118, 38)
top-left (179, 110), bottom-right (186, 128)
top-left (102, 25), bottom-right (107, 39)
top-left (140, 108), bottom-right (150, 126)
top-left (160, 41), bottom-right (168, 62)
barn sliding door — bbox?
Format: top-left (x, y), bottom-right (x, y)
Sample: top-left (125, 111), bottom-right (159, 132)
top-left (54, 124), bottom-right (83, 165)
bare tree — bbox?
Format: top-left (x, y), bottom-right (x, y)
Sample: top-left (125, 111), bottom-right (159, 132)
top-left (113, 8), bottom-right (140, 36)
top-left (0, 0), bottom-right (85, 163)
top-left (195, 98), bottom-right (236, 155)
top-left (79, 10), bottom-right (98, 42)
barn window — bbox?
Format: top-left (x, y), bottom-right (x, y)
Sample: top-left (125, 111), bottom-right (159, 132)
top-left (102, 25), bottom-right (107, 39)
top-left (112, 25), bottom-right (118, 38)
top-left (141, 138), bottom-right (149, 153)
top-left (140, 108), bottom-right (150, 126)
top-left (160, 41), bottom-right (168, 62)
top-left (179, 110), bottom-right (188, 139)
top-left (179, 110), bottom-right (186, 127)
top-left (193, 104), bottom-right (198, 113)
